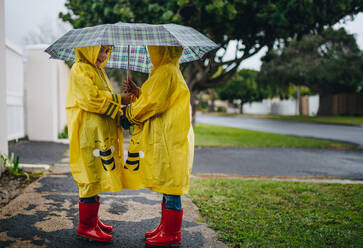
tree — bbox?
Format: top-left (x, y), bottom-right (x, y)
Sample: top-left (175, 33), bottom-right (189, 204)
top-left (216, 69), bottom-right (267, 113)
top-left (257, 27), bottom-right (363, 111)
top-left (59, 0), bottom-right (363, 120)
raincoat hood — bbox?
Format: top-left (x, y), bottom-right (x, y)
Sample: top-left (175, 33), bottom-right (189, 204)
top-left (75, 46), bottom-right (112, 68)
top-left (147, 46), bottom-right (183, 72)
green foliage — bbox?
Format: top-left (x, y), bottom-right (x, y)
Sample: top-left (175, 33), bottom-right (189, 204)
top-left (58, 125), bottom-right (69, 139)
top-left (216, 69), bottom-right (269, 113)
top-left (200, 101), bottom-right (208, 111)
top-left (216, 106), bottom-right (226, 113)
top-left (217, 69), bottom-right (267, 102)
top-left (59, 0), bottom-right (363, 92)
top-left (0, 153), bottom-right (43, 180)
top-left (258, 27), bottom-right (363, 96)
top-left (1, 153), bottom-right (21, 175)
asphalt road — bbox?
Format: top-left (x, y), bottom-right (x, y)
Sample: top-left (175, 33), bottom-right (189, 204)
top-left (8, 141), bottom-right (363, 180)
top-left (193, 147), bottom-right (363, 180)
top-left (196, 113), bottom-right (363, 147)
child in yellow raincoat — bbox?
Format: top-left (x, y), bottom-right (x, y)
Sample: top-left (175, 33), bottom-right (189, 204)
top-left (122, 45), bottom-right (194, 247)
top-left (66, 45), bottom-right (131, 242)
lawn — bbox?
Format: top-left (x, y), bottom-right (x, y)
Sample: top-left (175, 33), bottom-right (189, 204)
top-left (188, 177), bottom-right (363, 248)
top-left (258, 115), bottom-right (363, 126)
top-left (194, 124), bottom-right (357, 149)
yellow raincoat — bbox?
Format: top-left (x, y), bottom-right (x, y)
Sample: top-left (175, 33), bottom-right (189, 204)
top-left (124, 46), bottom-right (194, 195)
top-left (66, 46), bottom-right (124, 198)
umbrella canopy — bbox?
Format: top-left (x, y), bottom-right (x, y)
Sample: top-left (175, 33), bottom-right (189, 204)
top-left (45, 22), bottom-right (219, 73)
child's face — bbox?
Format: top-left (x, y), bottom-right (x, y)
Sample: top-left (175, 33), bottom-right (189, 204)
top-left (96, 45), bottom-right (112, 67)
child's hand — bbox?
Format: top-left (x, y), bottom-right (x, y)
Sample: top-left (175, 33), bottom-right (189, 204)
top-left (121, 92), bottom-right (132, 105)
top-left (123, 76), bottom-right (140, 98)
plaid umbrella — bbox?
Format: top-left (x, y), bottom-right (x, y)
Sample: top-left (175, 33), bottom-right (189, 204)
top-left (45, 22), bottom-right (219, 73)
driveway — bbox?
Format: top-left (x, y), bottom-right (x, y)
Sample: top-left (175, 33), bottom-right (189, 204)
top-left (196, 113), bottom-right (363, 147)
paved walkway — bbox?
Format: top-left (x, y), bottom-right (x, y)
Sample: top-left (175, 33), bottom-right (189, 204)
top-left (1, 145), bottom-right (226, 248)
top-left (196, 113), bottom-right (363, 147)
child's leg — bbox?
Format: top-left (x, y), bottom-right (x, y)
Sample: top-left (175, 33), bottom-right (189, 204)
top-left (77, 194), bottom-right (113, 241)
top-left (163, 194), bottom-right (182, 210)
top-left (145, 194), bottom-right (183, 246)
top-left (80, 195), bottom-right (98, 203)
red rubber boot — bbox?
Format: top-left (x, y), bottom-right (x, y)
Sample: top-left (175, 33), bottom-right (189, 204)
top-left (145, 208), bottom-right (183, 246)
top-left (145, 203), bottom-right (166, 238)
top-left (96, 197), bottom-right (114, 233)
top-left (77, 201), bottom-right (113, 242)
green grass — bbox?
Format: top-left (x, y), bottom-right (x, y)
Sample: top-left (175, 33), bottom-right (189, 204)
top-left (188, 177), bottom-right (363, 248)
top-left (260, 115), bottom-right (363, 126)
top-left (194, 124), bottom-right (356, 149)
top-left (211, 113), bottom-right (363, 126)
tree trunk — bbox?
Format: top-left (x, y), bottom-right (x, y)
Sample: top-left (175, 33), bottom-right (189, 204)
top-left (190, 90), bottom-right (198, 126)
top-left (296, 85), bottom-right (300, 115)
top-left (240, 101), bottom-right (244, 114)
top-left (208, 89), bottom-right (216, 112)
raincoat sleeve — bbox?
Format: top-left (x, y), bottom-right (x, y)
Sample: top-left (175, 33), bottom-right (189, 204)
top-left (71, 64), bottom-right (122, 119)
top-left (125, 66), bottom-right (175, 125)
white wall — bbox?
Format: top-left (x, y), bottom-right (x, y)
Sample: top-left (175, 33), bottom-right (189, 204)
top-left (308, 95), bottom-right (319, 116)
top-left (24, 45), bottom-right (69, 141)
top-left (242, 100), bottom-right (272, 115)
top-left (57, 60), bottom-right (69, 135)
top-left (239, 96), bottom-right (319, 116)
top-left (270, 99), bottom-right (297, 115)
top-left (6, 40), bottom-right (25, 141)
top-left (0, 0), bottom-right (8, 176)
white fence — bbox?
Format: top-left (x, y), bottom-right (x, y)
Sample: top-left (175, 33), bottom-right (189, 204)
top-left (1, 2), bottom-right (7, 176)
top-left (227, 96), bottom-right (320, 116)
top-left (4, 43), bottom-right (71, 142)
top-left (5, 40), bottom-right (25, 141)
top-left (24, 45), bottom-right (70, 142)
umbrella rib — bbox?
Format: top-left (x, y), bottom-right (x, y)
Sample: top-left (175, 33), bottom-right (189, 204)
top-left (163, 25), bottom-right (183, 46)
top-left (189, 46), bottom-right (201, 60)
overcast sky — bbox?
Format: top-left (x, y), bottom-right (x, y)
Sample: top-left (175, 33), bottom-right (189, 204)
top-left (4, 0), bottom-right (363, 70)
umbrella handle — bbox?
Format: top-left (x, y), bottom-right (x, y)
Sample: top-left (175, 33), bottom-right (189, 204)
top-left (126, 45), bottom-right (130, 81)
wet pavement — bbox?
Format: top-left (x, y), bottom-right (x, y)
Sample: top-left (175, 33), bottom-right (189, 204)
top-left (0, 151), bottom-right (226, 248)
top-left (193, 147), bottom-right (363, 180)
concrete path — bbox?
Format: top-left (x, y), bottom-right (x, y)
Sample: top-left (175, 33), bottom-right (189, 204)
top-left (0, 150), bottom-right (226, 247)
top-left (196, 113), bottom-right (363, 147)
